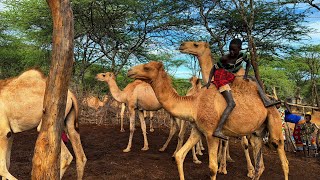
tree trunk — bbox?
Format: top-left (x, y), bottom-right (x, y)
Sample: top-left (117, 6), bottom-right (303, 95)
top-left (31, 0), bottom-right (74, 179)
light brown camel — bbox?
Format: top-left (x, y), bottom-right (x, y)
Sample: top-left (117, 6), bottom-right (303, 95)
top-left (159, 76), bottom-right (205, 164)
top-left (127, 61), bottom-right (289, 180)
top-left (82, 96), bottom-right (107, 110)
top-left (96, 72), bottom-right (162, 152)
top-left (179, 41), bottom-right (254, 176)
top-left (0, 69), bottom-right (86, 180)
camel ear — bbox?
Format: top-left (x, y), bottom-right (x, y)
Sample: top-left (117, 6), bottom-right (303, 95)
top-left (189, 77), bottom-right (193, 82)
top-left (196, 79), bottom-right (200, 85)
top-left (156, 62), bottom-right (164, 70)
top-left (205, 43), bottom-right (209, 48)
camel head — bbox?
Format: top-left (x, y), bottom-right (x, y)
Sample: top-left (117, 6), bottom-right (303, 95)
top-left (179, 41), bottom-right (209, 56)
top-left (95, 72), bottom-right (116, 82)
top-left (189, 76), bottom-right (201, 87)
top-left (127, 61), bottom-right (164, 82)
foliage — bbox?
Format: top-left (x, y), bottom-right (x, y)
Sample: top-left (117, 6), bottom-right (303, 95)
top-left (259, 66), bottom-right (296, 100)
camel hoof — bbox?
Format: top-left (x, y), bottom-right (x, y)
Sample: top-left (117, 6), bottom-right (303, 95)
top-left (120, 129), bottom-right (125, 132)
top-left (123, 148), bottom-right (131, 153)
top-left (159, 147), bottom-right (166, 152)
top-left (150, 129), bottom-right (155, 132)
top-left (227, 158), bottom-right (235, 162)
top-left (141, 147), bottom-right (149, 151)
top-left (247, 171), bottom-right (255, 178)
top-left (193, 160), bottom-right (202, 164)
top-left (201, 147), bottom-right (205, 150)
top-left (218, 168), bottom-right (227, 175)
top-left (197, 151), bottom-right (203, 156)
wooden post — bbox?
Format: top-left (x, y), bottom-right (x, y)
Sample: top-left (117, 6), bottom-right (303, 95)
top-left (31, 0), bottom-right (74, 179)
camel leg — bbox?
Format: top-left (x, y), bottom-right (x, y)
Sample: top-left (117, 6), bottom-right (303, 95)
top-left (60, 141), bottom-right (73, 179)
top-left (175, 127), bottom-right (201, 180)
top-left (206, 136), bottom-right (220, 180)
top-left (159, 117), bottom-right (178, 152)
top-left (249, 136), bottom-right (265, 180)
top-left (217, 140), bottom-right (222, 163)
top-left (66, 115), bottom-right (87, 179)
top-left (226, 141), bottom-right (234, 162)
top-left (123, 107), bottom-right (136, 152)
top-left (192, 145), bottom-right (202, 164)
top-left (138, 110), bottom-right (149, 151)
top-left (199, 138), bottom-right (205, 150)
top-left (196, 141), bottom-right (203, 155)
top-left (0, 120), bottom-right (16, 180)
top-left (120, 103), bottom-right (126, 132)
top-left (149, 111), bottom-right (154, 132)
top-left (173, 120), bottom-right (187, 157)
top-left (218, 140), bottom-right (228, 175)
top-left (241, 136), bottom-right (254, 178)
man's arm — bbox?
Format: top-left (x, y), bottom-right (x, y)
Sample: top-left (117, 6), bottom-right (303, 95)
top-left (205, 65), bottom-right (217, 89)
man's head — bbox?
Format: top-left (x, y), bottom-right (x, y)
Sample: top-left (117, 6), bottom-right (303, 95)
top-left (229, 38), bottom-right (242, 57)
top-left (305, 112), bottom-right (312, 122)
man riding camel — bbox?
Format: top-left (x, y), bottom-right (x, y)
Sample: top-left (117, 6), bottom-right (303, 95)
top-left (205, 38), bottom-right (280, 140)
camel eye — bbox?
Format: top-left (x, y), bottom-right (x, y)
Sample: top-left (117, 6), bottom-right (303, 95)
top-left (102, 74), bottom-right (106, 77)
top-left (144, 67), bottom-right (150, 71)
top-left (194, 43), bottom-right (199, 47)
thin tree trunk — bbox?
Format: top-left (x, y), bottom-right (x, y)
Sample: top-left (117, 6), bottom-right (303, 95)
top-left (31, 0), bottom-right (74, 179)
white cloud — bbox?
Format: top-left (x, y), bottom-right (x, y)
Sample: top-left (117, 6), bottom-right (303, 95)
top-left (307, 21), bottom-right (320, 41)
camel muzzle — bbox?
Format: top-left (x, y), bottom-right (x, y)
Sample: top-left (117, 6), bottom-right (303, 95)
top-left (127, 69), bottom-right (135, 78)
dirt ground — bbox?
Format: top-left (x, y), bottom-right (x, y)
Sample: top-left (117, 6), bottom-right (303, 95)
top-left (8, 122), bottom-right (320, 180)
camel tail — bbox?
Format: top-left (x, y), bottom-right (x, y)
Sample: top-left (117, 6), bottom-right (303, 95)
top-left (66, 91), bottom-right (80, 132)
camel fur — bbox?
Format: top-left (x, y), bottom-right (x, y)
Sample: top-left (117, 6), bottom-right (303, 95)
top-left (0, 69), bottom-right (86, 180)
top-left (127, 61), bottom-right (289, 180)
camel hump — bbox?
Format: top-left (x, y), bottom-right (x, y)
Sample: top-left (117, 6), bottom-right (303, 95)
top-left (19, 69), bottom-right (46, 80)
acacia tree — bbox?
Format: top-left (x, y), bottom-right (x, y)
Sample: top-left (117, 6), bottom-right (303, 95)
top-left (295, 45), bottom-right (320, 107)
top-left (31, 0), bottom-right (74, 178)
top-left (189, 0), bottom-right (310, 88)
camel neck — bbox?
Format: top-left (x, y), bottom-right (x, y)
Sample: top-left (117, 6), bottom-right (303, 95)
top-left (106, 79), bottom-right (125, 103)
top-left (150, 70), bottom-right (195, 122)
top-left (197, 49), bottom-right (214, 83)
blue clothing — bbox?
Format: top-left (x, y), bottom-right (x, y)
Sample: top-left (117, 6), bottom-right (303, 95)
top-left (284, 110), bottom-right (303, 124)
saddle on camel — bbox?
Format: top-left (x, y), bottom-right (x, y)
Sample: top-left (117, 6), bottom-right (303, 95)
top-left (204, 39), bottom-right (281, 140)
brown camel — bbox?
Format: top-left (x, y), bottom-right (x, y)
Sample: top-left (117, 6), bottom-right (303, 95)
top-left (127, 61), bottom-right (289, 180)
top-left (159, 76), bottom-right (204, 164)
top-left (0, 69), bottom-right (86, 180)
top-left (82, 96), bottom-right (107, 110)
top-left (96, 72), bottom-right (162, 152)
top-left (179, 41), bottom-right (255, 176)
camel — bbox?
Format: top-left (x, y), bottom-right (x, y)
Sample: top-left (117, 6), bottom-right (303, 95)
top-left (159, 76), bottom-right (205, 164)
top-left (96, 72), bottom-right (162, 152)
top-left (96, 72), bottom-right (202, 160)
top-left (179, 41), bottom-right (254, 176)
top-left (127, 61), bottom-right (289, 180)
top-left (82, 96), bottom-right (108, 110)
top-left (0, 69), bottom-right (86, 180)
